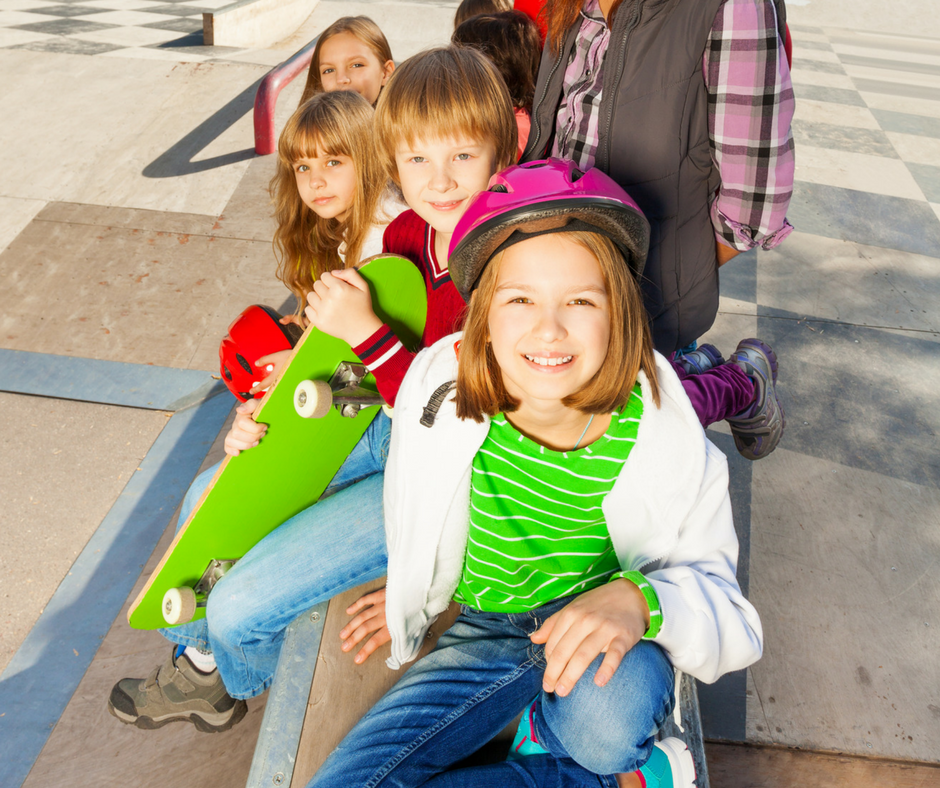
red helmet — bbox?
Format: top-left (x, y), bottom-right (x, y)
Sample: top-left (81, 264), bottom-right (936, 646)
top-left (219, 305), bottom-right (303, 401)
top-left (448, 159), bottom-right (649, 302)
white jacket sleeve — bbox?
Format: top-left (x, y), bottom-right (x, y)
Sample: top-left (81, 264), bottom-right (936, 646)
top-left (647, 441), bottom-right (764, 682)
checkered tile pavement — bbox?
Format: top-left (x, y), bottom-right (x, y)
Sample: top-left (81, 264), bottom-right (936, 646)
top-left (0, 0), bottom-right (246, 61)
top-left (786, 24), bottom-right (940, 257)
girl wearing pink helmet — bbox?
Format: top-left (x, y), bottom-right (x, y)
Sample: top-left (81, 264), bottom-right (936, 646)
top-left (308, 160), bottom-right (761, 788)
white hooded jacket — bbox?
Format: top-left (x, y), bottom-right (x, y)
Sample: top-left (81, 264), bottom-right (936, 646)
top-left (383, 333), bottom-right (763, 683)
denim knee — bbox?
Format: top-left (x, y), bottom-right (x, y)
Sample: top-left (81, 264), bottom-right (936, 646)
top-left (538, 641), bottom-right (675, 774)
top-left (203, 572), bottom-right (255, 651)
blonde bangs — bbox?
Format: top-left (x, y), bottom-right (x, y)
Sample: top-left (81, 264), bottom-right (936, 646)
top-left (271, 91), bottom-right (387, 316)
top-left (374, 46), bottom-right (517, 176)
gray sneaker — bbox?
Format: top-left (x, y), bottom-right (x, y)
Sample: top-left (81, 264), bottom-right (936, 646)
top-left (108, 648), bottom-right (247, 732)
top-left (726, 338), bottom-right (785, 461)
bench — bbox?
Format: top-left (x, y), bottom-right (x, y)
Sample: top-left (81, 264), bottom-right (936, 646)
top-left (246, 580), bottom-right (711, 788)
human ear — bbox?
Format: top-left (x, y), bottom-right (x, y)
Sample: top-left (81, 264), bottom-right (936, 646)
top-left (382, 60), bottom-right (395, 84)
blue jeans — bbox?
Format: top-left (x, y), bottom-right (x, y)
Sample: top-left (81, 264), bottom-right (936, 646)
top-left (160, 410), bottom-right (391, 699)
top-left (306, 596), bottom-right (675, 788)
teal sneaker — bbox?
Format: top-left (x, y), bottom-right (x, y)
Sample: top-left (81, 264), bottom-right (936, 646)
top-left (507, 700), bottom-right (550, 759)
top-left (636, 738), bottom-right (696, 788)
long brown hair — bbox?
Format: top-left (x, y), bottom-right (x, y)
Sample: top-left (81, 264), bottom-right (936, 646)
top-left (454, 0), bottom-right (512, 29)
top-left (299, 16), bottom-right (394, 106)
top-left (270, 91), bottom-right (387, 314)
top-left (545, 0), bottom-right (621, 53)
top-left (452, 11), bottom-right (541, 113)
top-left (456, 230), bottom-right (660, 422)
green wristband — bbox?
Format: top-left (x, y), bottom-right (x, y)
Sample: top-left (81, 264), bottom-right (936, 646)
top-left (610, 570), bottom-right (663, 640)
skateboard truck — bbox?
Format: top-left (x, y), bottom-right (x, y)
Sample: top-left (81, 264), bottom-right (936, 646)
top-left (294, 362), bottom-right (385, 419)
top-left (162, 559), bottom-right (237, 625)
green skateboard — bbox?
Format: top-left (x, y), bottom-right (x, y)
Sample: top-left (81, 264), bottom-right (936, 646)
top-left (128, 254), bottom-right (426, 630)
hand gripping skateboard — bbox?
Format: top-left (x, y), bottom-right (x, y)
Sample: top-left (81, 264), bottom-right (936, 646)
top-left (127, 254), bottom-right (426, 630)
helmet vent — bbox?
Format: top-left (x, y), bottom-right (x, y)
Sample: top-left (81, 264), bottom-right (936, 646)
top-left (489, 184), bottom-right (509, 193)
top-left (571, 168), bottom-right (585, 182)
top-left (235, 353), bottom-right (253, 374)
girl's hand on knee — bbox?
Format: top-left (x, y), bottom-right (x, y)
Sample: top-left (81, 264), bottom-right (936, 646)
top-left (340, 588), bottom-right (390, 665)
top-left (531, 579), bottom-right (650, 697)
top-left (304, 268), bottom-right (383, 347)
top-left (223, 398), bottom-right (267, 456)
top-left (249, 349), bottom-right (293, 396)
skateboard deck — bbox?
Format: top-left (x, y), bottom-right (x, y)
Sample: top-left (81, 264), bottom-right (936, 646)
top-left (128, 254), bottom-right (426, 630)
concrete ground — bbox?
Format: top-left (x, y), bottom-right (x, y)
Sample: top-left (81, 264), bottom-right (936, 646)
top-left (1, 0), bottom-right (939, 786)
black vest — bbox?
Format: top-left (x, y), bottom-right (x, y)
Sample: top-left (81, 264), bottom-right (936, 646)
top-left (524, 0), bottom-right (729, 354)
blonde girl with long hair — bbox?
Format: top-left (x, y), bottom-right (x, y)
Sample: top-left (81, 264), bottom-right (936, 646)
top-left (299, 16), bottom-right (395, 107)
top-left (271, 88), bottom-right (394, 323)
top-left (106, 88), bottom-right (409, 735)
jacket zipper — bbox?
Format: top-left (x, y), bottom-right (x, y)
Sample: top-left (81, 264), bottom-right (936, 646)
top-left (527, 46), bottom-right (565, 159)
top-left (633, 537), bottom-right (678, 575)
top-left (599, 0), bottom-right (643, 172)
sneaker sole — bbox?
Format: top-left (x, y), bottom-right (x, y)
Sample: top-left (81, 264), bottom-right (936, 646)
top-left (107, 697), bottom-right (247, 733)
top-left (656, 737), bottom-right (697, 788)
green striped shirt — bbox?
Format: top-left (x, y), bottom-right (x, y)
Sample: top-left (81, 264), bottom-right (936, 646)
top-left (454, 386), bottom-right (644, 614)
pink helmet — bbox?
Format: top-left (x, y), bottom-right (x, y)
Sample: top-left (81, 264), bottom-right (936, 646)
top-left (219, 305), bottom-right (303, 402)
top-left (448, 159), bottom-right (649, 302)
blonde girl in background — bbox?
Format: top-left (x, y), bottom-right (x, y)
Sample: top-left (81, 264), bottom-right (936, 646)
top-left (299, 16), bottom-right (395, 107)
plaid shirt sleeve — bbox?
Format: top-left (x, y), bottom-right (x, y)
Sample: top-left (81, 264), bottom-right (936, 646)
top-left (706, 0), bottom-right (795, 251)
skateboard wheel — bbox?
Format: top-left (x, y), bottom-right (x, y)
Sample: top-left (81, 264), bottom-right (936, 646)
top-left (382, 404), bottom-right (394, 418)
top-left (294, 379), bottom-right (332, 418)
top-left (163, 587), bottom-right (197, 625)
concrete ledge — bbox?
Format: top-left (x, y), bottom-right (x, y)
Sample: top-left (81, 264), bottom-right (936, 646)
top-left (204, 0), bottom-right (319, 49)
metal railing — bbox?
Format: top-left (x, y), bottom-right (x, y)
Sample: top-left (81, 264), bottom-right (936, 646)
top-left (253, 35), bottom-right (319, 155)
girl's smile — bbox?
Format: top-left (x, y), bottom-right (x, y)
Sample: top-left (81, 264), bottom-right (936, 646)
top-left (487, 233), bottom-right (611, 415)
top-left (524, 353), bottom-right (574, 368)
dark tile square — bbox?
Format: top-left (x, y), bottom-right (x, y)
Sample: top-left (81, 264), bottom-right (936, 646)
top-left (143, 5), bottom-right (212, 16)
top-left (142, 17), bottom-right (202, 34)
top-left (906, 162), bottom-right (940, 203)
top-left (792, 60), bottom-right (846, 75)
top-left (9, 36), bottom-right (123, 55)
top-left (854, 78), bottom-right (940, 104)
top-left (872, 109), bottom-right (940, 140)
top-left (12, 18), bottom-right (117, 35)
top-left (792, 120), bottom-right (898, 158)
top-left (829, 32), bottom-right (940, 59)
top-left (26, 5), bottom-right (108, 17)
top-left (839, 53), bottom-right (940, 78)
top-left (750, 312), bottom-right (940, 488)
top-left (717, 246), bottom-right (757, 304)
top-left (795, 39), bottom-right (835, 52)
top-left (788, 182), bottom-right (940, 259)
top-left (792, 84), bottom-right (867, 107)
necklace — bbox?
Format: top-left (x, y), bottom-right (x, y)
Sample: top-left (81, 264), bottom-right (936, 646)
top-left (572, 413), bottom-right (595, 450)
